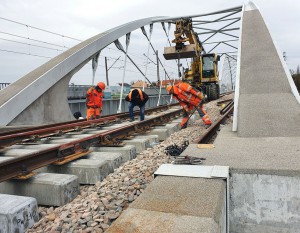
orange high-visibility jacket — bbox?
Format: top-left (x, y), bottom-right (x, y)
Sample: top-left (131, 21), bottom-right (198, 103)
top-left (86, 87), bottom-right (103, 108)
top-left (128, 89), bottom-right (144, 101)
top-left (172, 83), bottom-right (203, 109)
top-left (125, 89), bottom-right (149, 106)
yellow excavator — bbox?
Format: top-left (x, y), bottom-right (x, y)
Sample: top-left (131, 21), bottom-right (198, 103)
top-left (163, 18), bottom-right (220, 100)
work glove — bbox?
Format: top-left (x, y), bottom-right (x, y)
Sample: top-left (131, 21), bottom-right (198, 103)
top-left (183, 106), bottom-right (190, 113)
top-left (197, 92), bottom-right (205, 100)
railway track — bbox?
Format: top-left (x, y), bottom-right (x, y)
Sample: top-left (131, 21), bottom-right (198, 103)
top-left (0, 95), bottom-right (234, 183)
top-left (0, 94), bottom-right (234, 233)
top-left (0, 104), bottom-right (183, 183)
top-left (193, 98), bottom-right (234, 144)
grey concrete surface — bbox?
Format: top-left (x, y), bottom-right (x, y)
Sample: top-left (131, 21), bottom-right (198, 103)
top-left (90, 144), bottom-right (136, 162)
top-left (0, 194), bottom-right (39, 233)
top-left (84, 152), bottom-right (123, 172)
top-left (155, 122), bottom-right (181, 135)
top-left (131, 176), bottom-right (225, 220)
top-left (106, 208), bottom-right (219, 233)
top-left (9, 76), bottom-right (75, 126)
top-left (237, 9), bottom-right (300, 137)
top-left (145, 128), bottom-right (169, 141)
top-left (183, 124), bottom-right (300, 176)
top-left (0, 173), bottom-right (79, 206)
top-left (10, 143), bottom-right (60, 150)
top-left (230, 173), bottom-right (300, 233)
top-left (45, 159), bottom-right (110, 184)
top-left (238, 93), bottom-right (300, 137)
top-left (108, 176), bottom-right (226, 233)
top-left (123, 138), bottom-right (150, 153)
top-left (42, 137), bottom-right (81, 144)
top-left (134, 134), bottom-right (159, 147)
top-left (0, 149), bottom-right (39, 157)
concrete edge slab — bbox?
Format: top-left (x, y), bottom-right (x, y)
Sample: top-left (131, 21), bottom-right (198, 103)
top-left (106, 207), bottom-right (220, 233)
top-left (154, 164), bottom-right (229, 179)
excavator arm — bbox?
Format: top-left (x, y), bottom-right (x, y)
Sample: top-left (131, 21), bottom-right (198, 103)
top-left (164, 18), bottom-right (202, 60)
top-left (163, 18), bottom-right (220, 100)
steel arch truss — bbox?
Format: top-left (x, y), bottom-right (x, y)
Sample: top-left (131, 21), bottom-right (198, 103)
top-left (0, 6), bottom-right (242, 126)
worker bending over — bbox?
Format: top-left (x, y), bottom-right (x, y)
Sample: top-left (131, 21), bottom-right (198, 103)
top-left (125, 88), bottom-right (149, 122)
top-left (166, 83), bottom-right (212, 129)
top-left (86, 82), bottom-right (105, 121)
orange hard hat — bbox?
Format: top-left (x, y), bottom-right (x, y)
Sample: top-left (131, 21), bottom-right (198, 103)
top-left (166, 85), bottom-right (173, 93)
top-left (97, 82), bottom-right (106, 90)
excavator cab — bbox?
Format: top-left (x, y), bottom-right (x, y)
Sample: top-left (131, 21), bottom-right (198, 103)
top-left (200, 53), bottom-right (221, 100)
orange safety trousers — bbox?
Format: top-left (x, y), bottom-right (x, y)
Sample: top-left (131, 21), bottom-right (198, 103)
top-left (181, 105), bottom-right (212, 128)
top-left (86, 108), bottom-right (101, 121)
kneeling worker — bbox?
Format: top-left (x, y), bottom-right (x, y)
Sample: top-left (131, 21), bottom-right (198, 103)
top-left (166, 83), bottom-right (212, 129)
top-left (86, 82), bottom-right (105, 121)
top-left (125, 88), bottom-right (149, 121)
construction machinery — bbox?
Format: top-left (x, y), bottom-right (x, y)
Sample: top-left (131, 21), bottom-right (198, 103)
top-left (163, 18), bottom-right (220, 100)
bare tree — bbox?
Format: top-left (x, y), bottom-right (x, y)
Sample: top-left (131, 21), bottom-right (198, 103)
top-left (290, 69), bottom-right (295, 75)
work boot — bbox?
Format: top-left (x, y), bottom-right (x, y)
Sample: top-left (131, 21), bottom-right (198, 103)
top-left (129, 118), bottom-right (134, 122)
top-left (181, 124), bottom-right (187, 129)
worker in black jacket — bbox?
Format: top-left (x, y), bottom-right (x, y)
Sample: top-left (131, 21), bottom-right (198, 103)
top-left (125, 88), bottom-right (149, 121)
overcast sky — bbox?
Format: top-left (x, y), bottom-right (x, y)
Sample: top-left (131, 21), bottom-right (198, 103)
top-left (0, 0), bottom-right (299, 86)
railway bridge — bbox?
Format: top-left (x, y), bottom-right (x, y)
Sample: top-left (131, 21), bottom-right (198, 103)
top-left (0, 2), bottom-right (300, 233)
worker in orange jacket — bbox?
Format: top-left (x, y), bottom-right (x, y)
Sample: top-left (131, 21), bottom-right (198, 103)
top-left (166, 83), bottom-right (212, 129)
top-left (86, 82), bottom-right (105, 121)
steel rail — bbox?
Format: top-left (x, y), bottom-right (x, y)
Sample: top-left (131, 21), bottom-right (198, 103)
top-left (217, 98), bottom-right (233, 106)
top-left (0, 104), bottom-right (179, 148)
top-left (219, 91), bottom-right (234, 98)
top-left (0, 109), bottom-right (182, 183)
top-left (193, 104), bottom-right (234, 144)
top-left (220, 101), bottom-right (234, 115)
top-left (0, 104), bottom-right (178, 136)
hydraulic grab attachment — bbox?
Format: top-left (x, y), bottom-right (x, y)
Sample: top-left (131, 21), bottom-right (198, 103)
top-left (163, 18), bottom-right (199, 60)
